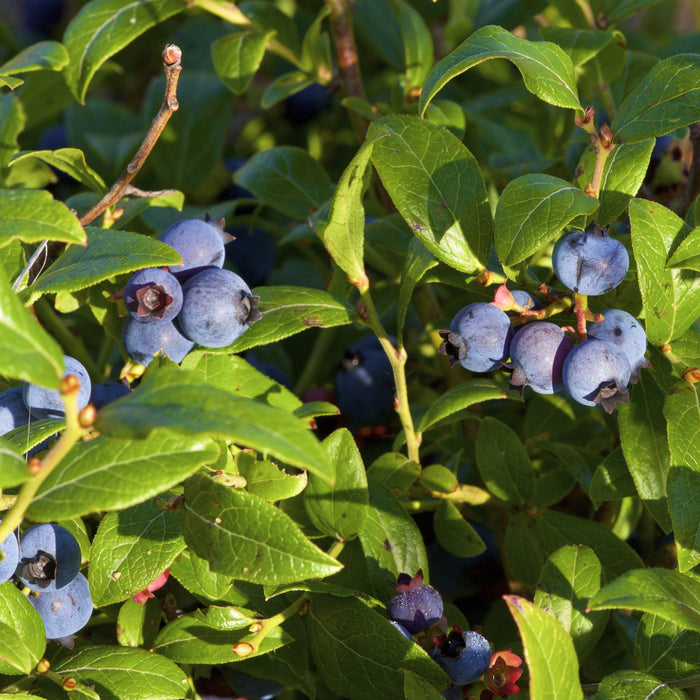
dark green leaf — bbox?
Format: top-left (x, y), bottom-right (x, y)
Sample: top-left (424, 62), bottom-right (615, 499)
top-left (306, 595), bottom-right (449, 698)
top-left (11, 149), bottom-right (106, 193)
top-left (184, 473), bottom-right (341, 584)
top-left (63, 0), bottom-right (185, 103)
top-left (116, 597), bottom-right (161, 649)
top-left (539, 441), bottom-right (595, 493)
top-left (494, 174), bottom-right (598, 265)
top-left (212, 29), bottom-right (274, 95)
top-left (0, 41), bottom-right (68, 76)
top-left (476, 417), bottom-right (535, 504)
top-left (667, 467), bottom-right (700, 573)
top-left (505, 511), bottom-right (547, 586)
top-left (612, 54), bottom-right (700, 143)
top-left (433, 499), bottom-right (486, 558)
top-left (235, 146), bottom-right (333, 220)
top-left (667, 226), bottom-right (700, 271)
top-left (593, 671), bottom-right (686, 699)
top-left (418, 465), bottom-right (457, 494)
top-left (366, 452), bottom-right (421, 489)
top-left (369, 115), bottom-right (492, 273)
top-left (398, 240), bottom-right (437, 336)
top-left (419, 24), bottom-right (581, 115)
top-left (0, 582), bottom-right (45, 674)
top-left (238, 456), bottom-right (307, 502)
top-left (260, 70), bottom-right (312, 109)
top-left (0, 440), bottom-right (30, 487)
top-left (589, 446), bottom-right (637, 505)
top-left (304, 429), bottom-right (368, 540)
top-left (504, 594), bottom-right (583, 700)
top-left (27, 432), bottom-right (218, 520)
top-left (538, 27), bottom-right (619, 68)
top-left (387, 0), bottom-right (433, 92)
top-left (603, 0), bottom-right (665, 22)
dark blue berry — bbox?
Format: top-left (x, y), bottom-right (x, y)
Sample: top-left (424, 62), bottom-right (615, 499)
top-left (178, 268), bottom-right (261, 348)
top-left (22, 356), bottom-right (91, 419)
top-left (511, 290), bottom-right (543, 311)
top-left (562, 338), bottom-right (632, 413)
top-left (121, 317), bottom-right (194, 367)
top-left (432, 626), bottom-right (492, 686)
top-left (89, 381), bottom-right (131, 409)
top-left (388, 571), bottom-right (443, 635)
top-left (0, 522), bottom-right (19, 584)
top-left (17, 523), bottom-right (82, 592)
top-left (507, 322), bottom-right (573, 395)
top-left (124, 268), bottom-right (183, 323)
top-left (220, 667), bottom-right (285, 700)
top-left (552, 225), bottom-right (629, 295)
top-left (390, 620), bottom-right (414, 640)
top-left (0, 387), bottom-right (30, 436)
top-left (159, 217), bottom-right (229, 280)
top-left (28, 571), bottom-right (92, 640)
top-left (439, 303), bottom-right (513, 373)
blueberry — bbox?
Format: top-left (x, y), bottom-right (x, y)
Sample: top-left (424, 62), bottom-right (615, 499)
top-left (124, 268), bottom-right (183, 323)
top-left (22, 356), bottom-right (91, 420)
top-left (587, 309), bottom-right (650, 382)
top-left (438, 303), bottom-right (513, 373)
top-left (283, 83), bottom-right (332, 124)
top-left (225, 225), bottom-right (277, 287)
top-left (121, 316), bottom-right (195, 367)
top-left (511, 290), bottom-right (544, 311)
top-left (158, 216), bottom-right (229, 280)
top-left (0, 522), bottom-right (19, 584)
top-left (28, 571), bottom-right (92, 640)
top-left (0, 387), bottom-right (30, 436)
top-left (431, 626), bottom-right (492, 686)
top-left (335, 336), bottom-right (395, 425)
top-left (178, 268), bottom-right (261, 348)
top-left (552, 225), bottom-right (629, 295)
top-left (17, 523), bottom-right (82, 592)
top-left (22, 0), bottom-right (66, 38)
top-left (220, 667), bottom-right (285, 700)
top-left (89, 381), bottom-right (131, 409)
top-left (388, 571), bottom-right (443, 635)
top-left (507, 322), bottom-right (573, 395)
top-left (562, 338), bottom-right (632, 413)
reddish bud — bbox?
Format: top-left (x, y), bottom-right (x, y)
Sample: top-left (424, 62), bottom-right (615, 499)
top-left (132, 569), bottom-right (170, 604)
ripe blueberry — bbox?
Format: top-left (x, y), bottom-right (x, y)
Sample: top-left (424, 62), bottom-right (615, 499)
top-left (587, 309), bottom-right (650, 383)
top-left (89, 381), bottom-right (130, 409)
top-left (507, 322), bottom-right (573, 395)
top-left (432, 626), bottom-right (492, 685)
top-left (388, 571), bottom-right (443, 635)
top-left (121, 316), bottom-right (195, 366)
top-left (552, 224), bottom-right (629, 295)
top-left (562, 338), bottom-right (632, 413)
top-left (28, 571), bottom-right (92, 640)
top-left (124, 267), bottom-right (183, 323)
top-left (22, 356), bottom-right (91, 419)
top-left (390, 620), bottom-right (414, 640)
top-left (17, 523), bottom-right (82, 591)
top-left (0, 387), bottom-right (30, 436)
top-left (511, 290), bottom-right (543, 311)
top-left (439, 303), bottom-right (513, 373)
top-left (0, 522), bottom-right (19, 584)
top-left (178, 268), bottom-right (261, 348)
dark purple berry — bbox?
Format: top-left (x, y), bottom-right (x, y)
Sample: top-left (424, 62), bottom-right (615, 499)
top-left (511, 290), bottom-right (543, 311)
top-left (89, 381), bottom-right (131, 409)
top-left (17, 523), bottom-right (82, 592)
top-left (28, 571), bottom-right (92, 640)
top-left (432, 626), bottom-right (492, 685)
top-left (121, 317), bottom-right (194, 367)
top-left (507, 322), bottom-right (573, 395)
top-left (0, 387), bottom-right (30, 436)
top-left (552, 225), bottom-right (629, 295)
top-left (22, 356), bottom-right (91, 419)
top-left (124, 268), bottom-right (183, 323)
top-left (439, 303), bottom-right (513, 373)
top-left (0, 521), bottom-right (19, 584)
top-left (388, 571), bottom-right (443, 635)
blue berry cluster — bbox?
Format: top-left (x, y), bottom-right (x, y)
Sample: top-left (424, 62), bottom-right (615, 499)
top-left (121, 216), bottom-right (262, 366)
top-left (438, 224), bottom-right (648, 413)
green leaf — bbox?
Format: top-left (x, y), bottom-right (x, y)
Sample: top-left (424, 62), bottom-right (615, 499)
top-left (629, 199), bottom-right (700, 345)
top-left (667, 226), bottom-right (700, 271)
top-left (667, 467), bottom-right (700, 573)
top-left (2, 418), bottom-right (63, 457)
top-left (538, 27), bottom-right (620, 68)
top-left (587, 568), bottom-right (700, 632)
top-left (0, 188), bottom-right (85, 248)
top-left (419, 465), bottom-right (458, 494)
top-left (304, 429), bottom-right (368, 541)
top-left (238, 458), bottom-right (307, 502)
top-left (573, 140), bottom-right (654, 226)
top-left (603, 0), bottom-right (665, 22)
top-left (154, 605), bottom-right (291, 663)
top-left (117, 597), bottom-right (161, 649)
top-left (0, 582), bottom-right (45, 674)
top-left (612, 54), bottom-right (700, 143)
top-left (212, 28), bottom-right (274, 95)
top-left (433, 499), bottom-right (486, 558)
top-left (260, 70), bottom-right (312, 109)
top-left (0, 440), bottom-right (31, 487)
top-left (366, 452), bottom-right (421, 489)
top-left (51, 646), bottom-right (190, 700)
top-left (27, 432), bottom-right (218, 520)
top-left (243, 0), bottom-right (300, 57)
top-left (419, 24), bottom-right (581, 116)
top-left (11, 149), bottom-right (106, 193)
top-left (96, 366), bottom-right (332, 480)
top-left (494, 174), bottom-right (598, 265)
top-left (618, 373), bottom-right (671, 532)
top-left (418, 379), bottom-right (511, 434)
top-left (398, 240), bottom-right (438, 336)
top-left (27, 227), bottom-right (182, 295)
top-left (476, 417), bottom-right (535, 504)
top-left (369, 116), bottom-right (492, 273)
top-left (89, 500), bottom-right (185, 606)
top-left (539, 441), bottom-right (594, 493)
top-left (0, 41), bottom-right (69, 76)
top-left (593, 671), bottom-right (686, 699)
top-left (0, 268), bottom-right (64, 389)
top-left (320, 138), bottom-right (373, 288)
top-left (505, 594), bottom-right (583, 700)
top-left (634, 613), bottom-right (700, 682)
top-left (306, 595), bottom-right (450, 698)
top-left (589, 446), bottom-right (637, 505)
top-left (225, 286), bottom-right (358, 353)
top-left (403, 669), bottom-right (445, 700)
top-left (387, 0), bottom-right (433, 91)
top-left (63, 0), bottom-right (186, 103)
top-left (235, 146), bottom-right (334, 220)
top-left (534, 545), bottom-right (608, 664)
top-left (359, 481), bottom-right (428, 600)
top-left (184, 473), bottom-right (342, 584)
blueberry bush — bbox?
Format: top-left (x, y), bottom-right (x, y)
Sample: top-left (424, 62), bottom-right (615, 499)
top-left (0, 0), bottom-right (699, 698)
